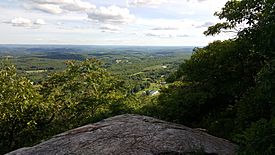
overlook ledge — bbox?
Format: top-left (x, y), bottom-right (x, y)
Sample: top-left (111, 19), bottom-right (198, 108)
top-left (7, 114), bottom-right (237, 155)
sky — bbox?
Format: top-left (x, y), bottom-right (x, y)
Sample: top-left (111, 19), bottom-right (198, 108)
top-left (0, 0), bottom-right (230, 46)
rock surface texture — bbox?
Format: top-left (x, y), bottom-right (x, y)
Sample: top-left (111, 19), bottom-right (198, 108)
top-left (7, 114), bottom-right (237, 155)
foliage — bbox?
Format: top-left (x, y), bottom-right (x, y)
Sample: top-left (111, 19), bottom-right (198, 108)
top-left (205, 0), bottom-right (275, 56)
top-left (40, 59), bottom-right (129, 131)
top-left (235, 119), bottom-right (275, 155)
top-left (152, 39), bottom-right (265, 128)
top-left (0, 59), bottom-right (132, 154)
top-left (0, 64), bottom-right (50, 154)
top-left (148, 0), bottom-right (275, 154)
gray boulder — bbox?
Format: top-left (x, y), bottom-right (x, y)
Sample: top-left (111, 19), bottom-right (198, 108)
top-left (7, 114), bottom-right (237, 155)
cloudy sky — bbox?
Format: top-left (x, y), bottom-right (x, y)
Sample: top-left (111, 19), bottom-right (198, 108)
top-left (0, 0), bottom-right (230, 46)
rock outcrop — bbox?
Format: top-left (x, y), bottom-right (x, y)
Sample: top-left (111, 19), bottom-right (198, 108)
top-left (7, 114), bottom-right (237, 155)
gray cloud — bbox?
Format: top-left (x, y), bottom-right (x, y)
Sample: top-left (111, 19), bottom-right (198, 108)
top-left (145, 33), bottom-right (167, 37)
top-left (128, 0), bottom-right (207, 7)
top-left (145, 32), bottom-right (189, 38)
top-left (100, 24), bottom-right (120, 33)
top-left (177, 34), bottom-right (190, 37)
top-left (196, 21), bottom-right (214, 28)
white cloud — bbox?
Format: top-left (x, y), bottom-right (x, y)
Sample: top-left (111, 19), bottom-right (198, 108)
top-left (10, 17), bottom-right (32, 27)
top-left (25, 0), bottom-right (96, 14)
top-left (151, 27), bottom-right (179, 30)
top-left (87, 5), bottom-right (135, 25)
top-left (5, 17), bottom-right (46, 28)
top-left (188, 0), bottom-right (207, 2)
top-left (30, 3), bottom-right (63, 14)
top-left (127, 0), bottom-right (167, 7)
top-left (26, 0), bottom-right (74, 4)
top-left (178, 11), bottom-right (195, 15)
top-left (34, 18), bottom-right (46, 25)
top-left (62, 0), bottom-right (96, 11)
top-left (177, 34), bottom-right (190, 37)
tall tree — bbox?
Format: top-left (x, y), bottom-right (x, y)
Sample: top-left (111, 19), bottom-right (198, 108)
top-left (149, 0), bottom-right (275, 154)
top-left (0, 65), bottom-right (50, 153)
top-left (41, 59), bottom-right (128, 130)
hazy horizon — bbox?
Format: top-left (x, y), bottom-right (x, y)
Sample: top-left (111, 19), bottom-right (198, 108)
top-left (0, 43), bottom-right (197, 47)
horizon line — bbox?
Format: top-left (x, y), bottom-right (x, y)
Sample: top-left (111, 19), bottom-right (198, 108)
top-left (0, 43), bottom-right (202, 48)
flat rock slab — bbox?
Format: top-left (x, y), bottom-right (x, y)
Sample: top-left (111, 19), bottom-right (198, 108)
top-left (7, 114), bottom-right (237, 155)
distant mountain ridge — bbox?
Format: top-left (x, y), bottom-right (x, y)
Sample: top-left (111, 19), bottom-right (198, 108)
top-left (0, 45), bottom-right (194, 54)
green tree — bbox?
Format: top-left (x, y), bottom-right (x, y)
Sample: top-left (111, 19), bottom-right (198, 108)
top-left (154, 39), bottom-right (263, 128)
top-left (150, 0), bottom-right (274, 154)
top-left (0, 59), bottom-right (132, 154)
top-left (205, 0), bottom-right (275, 57)
top-left (204, 0), bottom-right (275, 153)
top-left (0, 64), bottom-right (50, 154)
top-left (41, 59), bottom-right (128, 131)
top-left (235, 119), bottom-right (275, 155)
